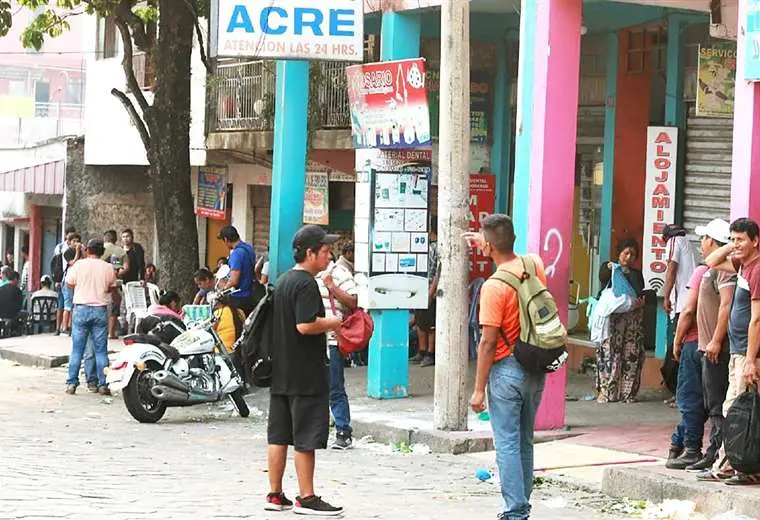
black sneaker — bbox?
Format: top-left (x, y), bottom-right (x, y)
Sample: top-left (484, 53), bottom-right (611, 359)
top-left (87, 382), bottom-right (99, 393)
top-left (294, 495), bottom-right (343, 516)
top-left (419, 354), bottom-right (435, 367)
top-left (331, 432), bottom-right (352, 450)
top-left (666, 448), bottom-right (703, 470)
top-left (686, 453), bottom-right (718, 472)
top-left (265, 492), bottom-right (293, 512)
top-left (665, 445), bottom-right (683, 468)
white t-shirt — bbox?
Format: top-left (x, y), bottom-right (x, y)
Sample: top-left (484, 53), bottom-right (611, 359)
top-left (665, 236), bottom-right (700, 315)
top-left (316, 260), bottom-right (358, 347)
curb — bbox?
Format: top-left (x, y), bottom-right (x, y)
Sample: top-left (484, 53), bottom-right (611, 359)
top-left (602, 466), bottom-right (760, 517)
top-left (0, 347), bottom-right (69, 369)
top-left (351, 417), bottom-right (577, 454)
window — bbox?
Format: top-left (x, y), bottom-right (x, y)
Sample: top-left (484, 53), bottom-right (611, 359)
top-left (66, 78), bottom-right (84, 105)
top-left (8, 80), bottom-right (27, 97)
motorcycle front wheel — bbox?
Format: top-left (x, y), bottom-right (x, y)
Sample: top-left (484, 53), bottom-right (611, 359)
top-left (123, 362), bottom-right (167, 423)
top-left (229, 388), bottom-right (250, 418)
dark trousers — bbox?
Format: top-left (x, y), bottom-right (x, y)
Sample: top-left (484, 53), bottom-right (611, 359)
top-left (670, 341), bottom-right (707, 450)
top-left (702, 350), bottom-right (730, 456)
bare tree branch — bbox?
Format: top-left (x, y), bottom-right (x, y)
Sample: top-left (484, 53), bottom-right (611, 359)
top-left (180, 0), bottom-right (212, 74)
top-left (113, 16), bottom-right (150, 114)
top-left (116, 0), bottom-right (151, 50)
top-left (110, 87), bottom-right (151, 150)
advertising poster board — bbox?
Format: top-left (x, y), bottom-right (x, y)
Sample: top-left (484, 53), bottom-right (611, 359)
top-left (303, 171), bottom-right (329, 225)
top-left (195, 167), bottom-right (228, 220)
top-left (697, 43), bottom-right (737, 117)
top-left (469, 174), bottom-right (495, 282)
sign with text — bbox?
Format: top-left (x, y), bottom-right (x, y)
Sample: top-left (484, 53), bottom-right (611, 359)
top-left (354, 149), bottom-right (432, 310)
top-left (195, 167), bottom-right (228, 220)
top-left (346, 59), bottom-right (431, 149)
top-left (212, 0), bottom-right (363, 62)
top-left (428, 70), bottom-right (492, 143)
top-left (697, 44), bottom-right (736, 117)
top-left (643, 127), bottom-right (678, 296)
top-left (303, 171), bottom-right (329, 225)
top-left (469, 174), bottom-right (495, 282)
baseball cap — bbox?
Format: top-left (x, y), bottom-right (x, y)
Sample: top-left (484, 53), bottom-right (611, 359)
top-left (695, 219), bottom-right (731, 244)
top-left (292, 225), bottom-right (339, 253)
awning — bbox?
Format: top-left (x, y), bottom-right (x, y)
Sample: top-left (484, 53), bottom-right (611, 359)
top-left (0, 160), bottom-right (65, 195)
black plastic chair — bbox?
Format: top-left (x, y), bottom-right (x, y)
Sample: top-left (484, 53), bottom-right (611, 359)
top-left (28, 296), bottom-right (58, 335)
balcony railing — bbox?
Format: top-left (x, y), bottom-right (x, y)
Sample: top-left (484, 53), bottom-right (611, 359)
top-left (207, 59), bottom-right (351, 133)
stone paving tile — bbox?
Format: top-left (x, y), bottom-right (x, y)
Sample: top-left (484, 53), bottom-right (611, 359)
top-left (0, 361), bottom-right (625, 520)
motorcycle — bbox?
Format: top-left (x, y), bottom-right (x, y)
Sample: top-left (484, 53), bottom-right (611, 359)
top-left (106, 267), bottom-right (250, 423)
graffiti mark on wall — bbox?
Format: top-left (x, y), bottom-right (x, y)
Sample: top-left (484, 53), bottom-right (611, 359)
top-left (543, 228), bottom-right (564, 279)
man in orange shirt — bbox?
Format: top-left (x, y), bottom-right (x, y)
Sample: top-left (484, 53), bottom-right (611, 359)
top-left (465, 214), bottom-right (547, 520)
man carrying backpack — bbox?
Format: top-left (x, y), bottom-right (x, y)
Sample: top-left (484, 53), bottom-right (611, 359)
top-left (464, 214), bottom-right (563, 520)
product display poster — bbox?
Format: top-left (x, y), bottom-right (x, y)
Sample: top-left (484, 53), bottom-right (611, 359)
top-left (346, 58), bottom-right (431, 149)
top-left (365, 150), bottom-right (432, 309)
top-left (195, 167), bottom-right (228, 220)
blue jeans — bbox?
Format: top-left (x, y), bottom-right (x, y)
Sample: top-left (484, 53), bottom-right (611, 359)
top-left (83, 337), bottom-right (97, 384)
top-left (670, 340), bottom-right (707, 450)
top-left (329, 345), bottom-right (352, 436)
top-left (67, 305), bottom-right (109, 387)
top-left (488, 355), bottom-right (546, 520)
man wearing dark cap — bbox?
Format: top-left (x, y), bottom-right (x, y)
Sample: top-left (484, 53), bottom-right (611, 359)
top-left (265, 224), bottom-right (343, 516)
top-left (64, 238), bottom-right (117, 395)
top-left (217, 225), bottom-right (257, 314)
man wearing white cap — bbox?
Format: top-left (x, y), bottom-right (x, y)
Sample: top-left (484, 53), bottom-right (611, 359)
top-left (668, 219), bottom-right (736, 472)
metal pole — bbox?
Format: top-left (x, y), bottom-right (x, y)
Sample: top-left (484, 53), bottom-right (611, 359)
top-left (433, 0), bottom-right (471, 431)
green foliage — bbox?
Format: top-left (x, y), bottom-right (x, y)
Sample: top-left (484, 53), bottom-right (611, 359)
top-left (22, 9), bottom-right (70, 50)
top-left (133, 5), bottom-right (157, 24)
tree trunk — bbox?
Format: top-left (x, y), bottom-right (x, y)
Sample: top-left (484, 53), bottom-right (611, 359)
top-left (147, 0), bottom-right (198, 304)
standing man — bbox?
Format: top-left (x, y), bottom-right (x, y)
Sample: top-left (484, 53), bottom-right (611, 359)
top-left (65, 239), bottom-right (117, 395)
top-left (316, 241), bottom-right (359, 450)
top-left (19, 246), bottom-right (29, 304)
top-left (53, 226), bottom-right (76, 335)
top-left (217, 225), bottom-right (257, 315)
top-left (465, 214), bottom-right (547, 520)
top-left (412, 222), bottom-right (440, 367)
top-left (103, 230), bottom-right (128, 339)
top-left (60, 233), bottom-right (84, 335)
top-left (265, 224), bottom-right (342, 516)
top-left (705, 217), bottom-right (760, 484)
top-left (121, 229), bottom-right (145, 283)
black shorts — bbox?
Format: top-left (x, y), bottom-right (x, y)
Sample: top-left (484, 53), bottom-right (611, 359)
top-left (267, 393), bottom-right (329, 452)
top-left (414, 303), bottom-right (436, 332)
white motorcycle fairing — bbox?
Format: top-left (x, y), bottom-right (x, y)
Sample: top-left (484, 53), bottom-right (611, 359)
top-left (106, 343), bottom-right (168, 391)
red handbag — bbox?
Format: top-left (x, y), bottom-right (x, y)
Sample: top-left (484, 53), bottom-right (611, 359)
top-left (329, 292), bottom-right (374, 357)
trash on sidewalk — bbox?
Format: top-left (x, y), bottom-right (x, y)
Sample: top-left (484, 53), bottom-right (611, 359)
top-left (474, 468), bottom-right (491, 481)
top-left (542, 497), bottom-right (567, 509)
top-left (641, 499), bottom-right (697, 520)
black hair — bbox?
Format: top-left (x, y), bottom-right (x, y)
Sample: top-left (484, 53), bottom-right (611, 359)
top-left (7, 271), bottom-right (19, 282)
top-left (68, 233), bottom-right (81, 241)
top-left (41, 277), bottom-right (52, 288)
top-left (145, 263), bottom-right (156, 271)
top-left (481, 214), bottom-right (515, 254)
top-left (218, 226), bottom-right (240, 242)
top-left (194, 268), bottom-right (213, 281)
top-left (64, 226), bottom-right (76, 235)
top-left (104, 230), bottom-right (117, 243)
top-left (122, 229), bottom-right (134, 237)
top-left (217, 257), bottom-right (228, 265)
top-left (617, 238), bottom-right (639, 258)
top-left (159, 290), bottom-right (179, 307)
top-left (730, 218), bottom-right (760, 241)
top-left (87, 241), bottom-right (105, 257)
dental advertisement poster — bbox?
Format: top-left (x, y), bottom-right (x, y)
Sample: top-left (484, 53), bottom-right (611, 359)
top-left (354, 149), bottom-right (432, 309)
top-left (345, 58), bottom-right (431, 149)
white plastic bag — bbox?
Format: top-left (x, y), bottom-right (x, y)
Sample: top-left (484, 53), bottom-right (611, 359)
top-left (589, 264), bottom-right (636, 344)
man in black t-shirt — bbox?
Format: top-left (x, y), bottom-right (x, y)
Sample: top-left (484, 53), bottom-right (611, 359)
top-left (265, 225), bottom-right (343, 516)
top-left (121, 229), bottom-right (146, 283)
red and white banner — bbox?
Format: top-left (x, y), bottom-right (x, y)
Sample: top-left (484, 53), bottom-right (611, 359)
top-left (468, 174), bottom-right (496, 282)
top-left (345, 58), bottom-right (431, 149)
top-left (643, 126), bottom-right (678, 296)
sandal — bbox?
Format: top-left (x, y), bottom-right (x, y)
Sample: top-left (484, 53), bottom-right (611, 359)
top-left (724, 473), bottom-right (760, 486)
top-left (696, 470), bottom-right (733, 482)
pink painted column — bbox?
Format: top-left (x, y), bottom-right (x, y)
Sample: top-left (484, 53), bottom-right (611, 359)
top-left (731, 0), bottom-right (760, 221)
top-left (512, 0), bottom-right (582, 430)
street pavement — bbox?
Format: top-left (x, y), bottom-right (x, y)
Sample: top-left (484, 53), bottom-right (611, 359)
top-left (0, 360), bottom-right (632, 520)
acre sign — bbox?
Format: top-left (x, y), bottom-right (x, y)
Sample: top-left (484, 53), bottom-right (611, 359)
top-left (211, 0), bottom-right (364, 62)
top-left (642, 126), bottom-right (678, 297)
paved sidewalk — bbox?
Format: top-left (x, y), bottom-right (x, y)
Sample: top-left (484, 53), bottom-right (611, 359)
top-left (0, 333), bottom-right (122, 368)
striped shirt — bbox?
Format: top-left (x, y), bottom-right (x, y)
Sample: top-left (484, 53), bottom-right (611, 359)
top-left (316, 257), bottom-right (358, 346)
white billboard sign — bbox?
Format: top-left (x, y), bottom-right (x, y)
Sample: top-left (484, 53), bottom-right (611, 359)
top-left (211, 0), bottom-right (364, 62)
top-left (643, 126), bottom-right (678, 296)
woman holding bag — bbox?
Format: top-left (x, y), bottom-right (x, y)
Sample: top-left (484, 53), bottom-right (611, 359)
top-left (596, 239), bottom-right (647, 403)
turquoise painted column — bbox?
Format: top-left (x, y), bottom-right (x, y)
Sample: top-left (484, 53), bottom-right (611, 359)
top-left (491, 38), bottom-right (511, 214)
top-left (599, 31), bottom-right (618, 264)
top-left (269, 60), bottom-right (309, 280)
top-left (367, 11), bottom-right (421, 399)
top-left (512, 0), bottom-right (582, 429)
top-left (655, 13), bottom-right (688, 359)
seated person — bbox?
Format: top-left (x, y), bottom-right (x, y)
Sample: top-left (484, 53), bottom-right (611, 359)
top-left (32, 275), bottom-right (58, 300)
top-left (193, 268), bottom-right (215, 305)
top-left (147, 291), bottom-right (182, 320)
top-left (0, 271), bottom-right (26, 335)
top-left (0, 265), bottom-right (11, 287)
